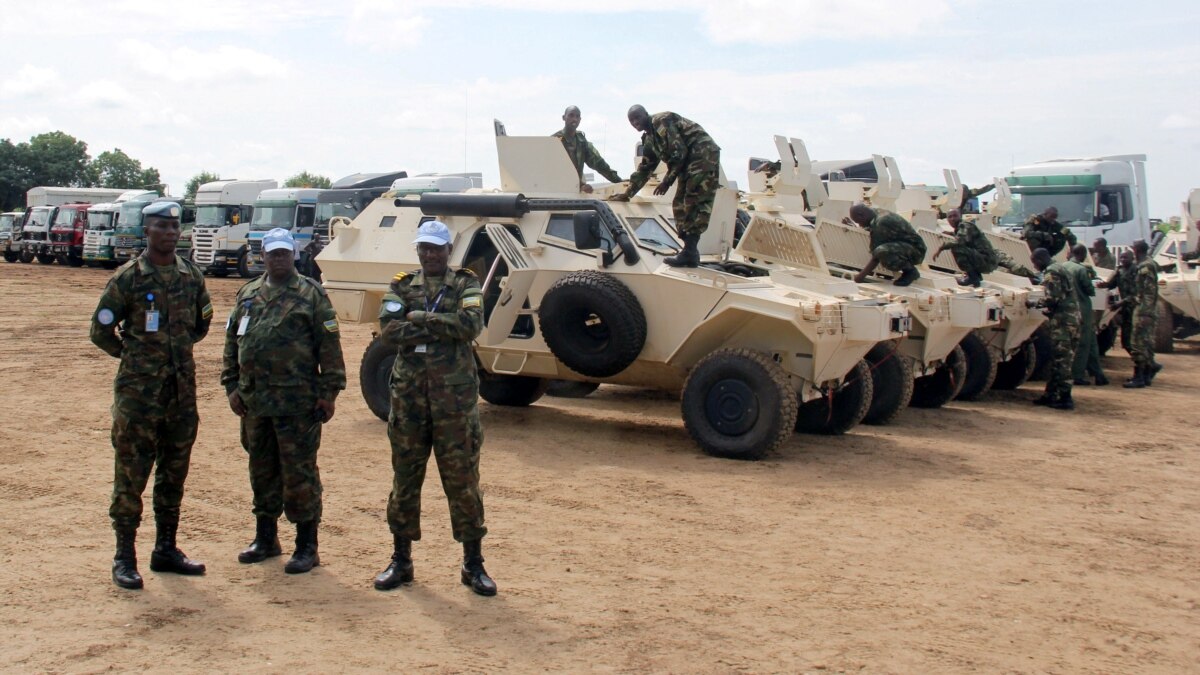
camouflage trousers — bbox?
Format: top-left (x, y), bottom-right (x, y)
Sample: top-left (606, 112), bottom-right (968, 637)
top-left (950, 247), bottom-right (998, 276)
top-left (1119, 309), bottom-right (1133, 353)
top-left (1072, 309), bottom-right (1103, 380)
top-left (873, 242), bottom-right (923, 272)
top-left (673, 147), bottom-right (721, 237)
top-left (387, 377), bottom-right (486, 542)
top-left (996, 251), bottom-right (1039, 281)
top-left (241, 414), bottom-right (323, 524)
top-left (1129, 309), bottom-right (1158, 368)
top-left (109, 386), bottom-right (197, 529)
top-left (1044, 314), bottom-right (1081, 399)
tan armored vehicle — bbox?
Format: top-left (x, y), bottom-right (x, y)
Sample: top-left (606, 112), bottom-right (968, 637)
top-left (317, 129), bottom-right (910, 459)
top-left (1150, 188), bottom-right (1200, 351)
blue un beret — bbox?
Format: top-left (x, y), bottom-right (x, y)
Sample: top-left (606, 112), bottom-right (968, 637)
top-left (143, 201), bottom-right (182, 219)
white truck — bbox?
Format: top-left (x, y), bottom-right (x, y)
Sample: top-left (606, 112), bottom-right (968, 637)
top-left (244, 188), bottom-right (323, 276)
top-left (82, 189), bottom-right (160, 267)
top-left (1000, 155), bottom-right (1151, 247)
top-left (1, 211), bottom-right (22, 263)
top-left (191, 179), bottom-right (277, 277)
top-left (19, 187), bottom-right (131, 264)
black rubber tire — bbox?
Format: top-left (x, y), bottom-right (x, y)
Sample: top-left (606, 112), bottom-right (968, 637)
top-left (67, 254), bottom-right (84, 268)
top-left (861, 343), bottom-right (914, 425)
top-left (478, 371), bottom-right (549, 407)
top-left (1029, 325), bottom-right (1053, 381)
top-left (1154, 299), bottom-right (1175, 354)
top-left (538, 271), bottom-right (647, 378)
top-left (237, 248), bottom-right (253, 278)
top-left (911, 345), bottom-right (967, 408)
top-left (955, 332), bottom-right (999, 401)
top-left (681, 348), bottom-right (798, 460)
top-left (545, 381), bottom-right (601, 398)
top-left (36, 253), bottom-right (55, 265)
top-left (18, 250), bottom-right (33, 263)
top-left (104, 261), bottom-right (120, 270)
top-left (211, 268), bottom-right (229, 278)
top-left (360, 336), bottom-right (397, 421)
top-left (1096, 323), bottom-right (1117, 356)
top-left (794, 359), bottom-right (874, 435)
top-left (4, 251), bottom-right (18, 263)
top-left (992, 340), bottom-right (1037, 390)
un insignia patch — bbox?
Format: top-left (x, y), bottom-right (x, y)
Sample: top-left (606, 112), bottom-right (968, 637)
top-left (97, 308), bottom-right (115, 326)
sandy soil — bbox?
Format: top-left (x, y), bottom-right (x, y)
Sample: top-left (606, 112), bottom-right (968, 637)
top-left (0, 262), bottom-right (1197, 674)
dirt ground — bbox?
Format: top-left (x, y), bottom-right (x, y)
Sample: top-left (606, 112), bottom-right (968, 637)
top-left (0, 262), bottom-right (1197, 674)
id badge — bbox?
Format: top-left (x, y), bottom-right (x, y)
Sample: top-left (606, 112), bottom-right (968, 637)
top-left (237, 315), bottom-right (250, 336)
top-left (414, 344), bottom-right (427, 354)
top-left (145, 310), bottom-right (160, 333)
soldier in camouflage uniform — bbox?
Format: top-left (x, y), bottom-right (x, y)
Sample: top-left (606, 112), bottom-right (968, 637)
top-left (850, 203), bottom-right (926, 287)
top-left (613, 105), bottom-right (721, 267)
top-left (222, 228), bottom-right (346, 574)
top-left (1031, 248), bottom-right (1081, 410)
top-left (1021, 206), bottom-right (1077, 256)
top-left (1090, 237), bottom-right (1117, 270)
top-left (89, 201), bottom-right (212, 590)
top-left (553, 106), bottom-right (622, 194)
top-left (936, 208), bottom-right (998, 286)
top-left (373, 220), bottom-right (496, 596)
top-left (1065, 245), bottom-right (1108, 386)
top-left (1123, 239), bottom-right (1162, 388)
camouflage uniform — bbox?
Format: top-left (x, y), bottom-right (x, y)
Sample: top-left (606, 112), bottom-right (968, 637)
top-left (90, 255), bottom-right (213, 530)
top-left (1092, 248), bottom-right (1117, 270)
top-left (1116, 265), bottom-right (1138, 352)
top-left (1128, 259), bottom-right (1159, 369)
top-left (379, 268), bottom-right (487, 543)
top-left (553, 129), bottom-right (622, 188)
top-left (625, 112), bottom-right (721, 237)
top-left (943, 218), bottom-right (999, 276)
top-left (221, 272), bottom-right (346, 524)
top-left (866, 209), bottom-right (926, 272)
top-left (995, 249), bottom-right (1040, 281)
top-left (1063, 260), bottom-right (1101, 380)
top-left (1021, 214), bottom-right (1077, 256)
top-left (1039, 262), bottom-right (1081, 400)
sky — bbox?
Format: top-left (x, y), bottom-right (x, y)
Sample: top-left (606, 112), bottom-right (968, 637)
top-left (2, 0), bottom-right (1198, 217)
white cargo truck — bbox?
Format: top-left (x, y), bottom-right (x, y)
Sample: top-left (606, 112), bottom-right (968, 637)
top-left (190, 179), bottom-right (277, 277)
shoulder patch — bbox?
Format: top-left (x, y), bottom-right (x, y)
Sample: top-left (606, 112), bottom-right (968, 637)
top-left (302, 276), bottom-right (329, 296)
top-left (393, 271), bottom-right (410, 282)
top-left (201, 303), bottom-right (214, 320)
top-left (462, 295), bottom-right (482, 308)
top-left (323, 318), bottom-right (339, 333)
top-left (96, 308), bottom-right (115, 326)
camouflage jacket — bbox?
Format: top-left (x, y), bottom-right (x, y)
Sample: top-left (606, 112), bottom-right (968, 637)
top-left (1021, 215), bottom-right (1077, 253)
top-left (1132, 258), bottom-right (1159, 318)
top-left (1041, 262), bottom-right (1081, 325)
top-left (553, 129), bottom-right (622, 185)
top-left (627, 112), bottom-right (720, 196)
top-left (379, 268), bottom-right (484, 386)
top-left (868, 209), bottom-right (927, 257)
top-left (1092, 249), bottom-right (1117, 270)
top-left (221, 273), bottom-right (346, 417)
top-left (1115, 266), bottom-right (1138, 311)
top-left (90, 254), bottom-right (213, 412)
top-left (945, 219), bottom-right (998, 265)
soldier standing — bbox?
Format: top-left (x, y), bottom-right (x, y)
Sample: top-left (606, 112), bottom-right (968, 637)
top-left (222, 228), bottom-right (346, 574)
top-left (849, 203), bottom-right (926, 287)
top-left (1090, 237), bottom-right (1117, 269)
top-left (1064, 244), bottom-right (1108, 385)
top-left (936, 208), bottom-right (998, 287)
top-left (1030, 247), bottom-right (1081, 410)
top-left (612, 105), bottom-right (721, 268)
top-left (553, 106), bottom-right (622, 194)
top-left (1123, 239), bottom-right (1162, 388)
top-left (1022, 206), bottom-right (1077, 256)
top-left (1099, 250), bottom-right (1137, 353)
top-left (373, 221), bottom-right (496, 596)
top-left (90, 201), bottom-right (213, 590)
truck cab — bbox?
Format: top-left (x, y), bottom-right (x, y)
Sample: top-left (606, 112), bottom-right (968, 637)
top-left (82, 203), bottom-right (119, 267)
top-left (48, 202), bottom-right (92, 266)
top-left (113, 192), bottom-right (163, 262)
top-left (1, 211), bottom-right (21, 263)
top-left (191, 179), bottom-right (277, 277)
top-left (245, 188), bottom-right (322, 275)
top-left (21, 205), bottom-right (59, 264)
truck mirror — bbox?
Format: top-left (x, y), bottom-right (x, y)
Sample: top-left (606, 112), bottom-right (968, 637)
top-left (572, 212), bottom-right (603, 250)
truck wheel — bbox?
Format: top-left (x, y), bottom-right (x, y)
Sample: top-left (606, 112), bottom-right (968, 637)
top-left (18, 250), bottom-right (33, 263)
top-left (545, 381), bottom-right (601, 398)
top-left (1154, 300), bottom-right (1175, 354)
top-left (67, 254), bottom-right (84, 268)
top-left (478, 371), bottom-right (549, 407)
top-left (1028, 325), bottom-right (1052, 381)
top-left (3, 251), bottom-right (16, 263)
top-left (538, 271), bottom-right (647, 378)
top-left (991, 340), bottom-right (1037, 390)
top-left (359, 336), bottom-right (396, 422)
top-left (955, 332), bottom-right (999, 401)
top-left (237, 249), bottom-right (253, 278)
top-left (36, 253), bottom-right (55, 265)
top-left (861, 343), bottom-right (914, 425)
top-left (211, 268), bottom-right (229, 278)
top-left (794, 359), bottom-right (874, 435)
top-left (911, 345), bottom-right (967, 408)
top-left (682, 348), bottom-right (798, 460)
top-left (1096, 323), bottom-right (1117, 356)
top-left (104, 261), bottom-right (120, 270)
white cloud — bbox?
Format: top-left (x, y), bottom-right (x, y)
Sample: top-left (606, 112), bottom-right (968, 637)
top-left (1160, 114), bottom-right (1197, 130)
top-left (699, 0), bottom-right (953, 43)
top-left (79, 80), bottom-right (134, 109)
top-left (343, 0), bottom-right (432, 50)
top-left (1, 65), bottom-right (62, 99)
top-left (119, 40), bottom-right (289, 83)
top-left (0, 115), bottom-right (55, 137)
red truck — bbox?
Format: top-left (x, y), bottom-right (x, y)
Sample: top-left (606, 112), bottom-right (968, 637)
top-left (48, 202), bottom-right (92, 267)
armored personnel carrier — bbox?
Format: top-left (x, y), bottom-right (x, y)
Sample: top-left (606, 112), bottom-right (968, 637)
top-left (317, 129), bottom-right (910, 459)
top-left (1150, 189), bottom-right (1200, 352)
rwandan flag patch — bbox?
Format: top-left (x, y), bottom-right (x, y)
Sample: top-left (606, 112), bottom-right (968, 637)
top-left (462, 295), bottom-right (482, 308)
top-left (201, 303), bottom-right (214, 319)
top-left (323, 318), bottom-right (339, 333)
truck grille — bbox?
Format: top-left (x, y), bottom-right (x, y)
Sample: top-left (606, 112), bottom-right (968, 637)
top-left (26, 231), bottom-right (47, 242)
top-left (249, 239), bottom-right (263, 255)
top-left (50, 231), bottom-right (72, 243)
top-left (114, 235), bottom-right (139, 248)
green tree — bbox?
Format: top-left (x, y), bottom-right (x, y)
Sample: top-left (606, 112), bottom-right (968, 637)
top-left (185, 171), bottom-right (222, 201)
top-left (89, 148), bottom-right (163, 190)
top-left (0, 139), bottom-right (31, 211)
top-left (24, 131), bottom-right (91, 188)
top-left (284, 171), bottom-right (332, 189)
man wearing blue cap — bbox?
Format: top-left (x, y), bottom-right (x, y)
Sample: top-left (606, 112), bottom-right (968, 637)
top-left (373, 220), bottom-right (497, 596)
top-left (90, 200), bottom-right (214, 590)
top-left (222, 228), bottom-right (346, 575)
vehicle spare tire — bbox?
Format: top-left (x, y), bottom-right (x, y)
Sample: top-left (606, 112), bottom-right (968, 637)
top-left (794, 359), bottom-right (874, 435)
top-left (861, 342), bottom-right (914, 425)
top-left (991, 340), bottom-right (1037, 390)
top-left (538, 270), bottom-right (647, 378)
top-left (954, 332), bottom-right (999, 401)
top-left (360, 336), bottom-right (397, 422)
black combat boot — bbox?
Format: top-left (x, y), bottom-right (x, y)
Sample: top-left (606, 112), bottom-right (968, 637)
top-left (284, 521), bottom-right (319, 574)
top-left (149, 519), bottom-right (206, 575)
top-left (1123, 366), bottom-right (1146, 389)
top-left (1073, 378), bottom-right (1091, 386)
top-left (1146, 362), bottom-right (1162, 385)
top-left (238, 517), bottom-right (282, 564)
top-left (461, 539), bottom-right (497, 596)
top-left (1094, 372), bottom-right (1109, 386)
top-left (374, 534), bottom-right (414, 590)
top-left (1050, 393), bottom-right (1075, 410)
top-left (664, 234), bottom-right (700, 268)
top-left (112, 526), bottom-right (143, 590)
top-left (1032, 392), bottom-right (1057, 406)
top-left (894, 267), bottom-right (920, 287)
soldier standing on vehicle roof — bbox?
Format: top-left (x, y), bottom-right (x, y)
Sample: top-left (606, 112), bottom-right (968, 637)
top-left (1065, 244), bottom-right (1108, 386)
top-left (935, 208), bottom-right (998, 287)
top-left (611, 105), bottom-right (721, 268)
top-left (553, 106), bottom-right (622, 194)
top-left (1022, 206), bottom-right (1077, 257)
top-left (1123, 239), bottom-right (1162, 388)
top-left (1031, 247), bottom-right (1081, 410)
top-left (89, 200), bottom-right (213, 590)
top-left (373, 220), bottom-right (496, 596)
top-left (222, 228), bottom-right (345, 575)
top-left (1090, 237), bottom-right (1117, 269)
top-left (849, 203), bottom-right (926, 287)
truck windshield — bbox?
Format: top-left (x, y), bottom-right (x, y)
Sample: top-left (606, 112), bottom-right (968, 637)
top-left (52, 208), bottom-right (78, 227)
top-left (87, 211), bottom-right (115, 230)
top-left (0, 215), bottom-right (14, 232)
top-left (251, 205), bottom-right (297, 231)
top-left (1000, 191), bottom-right (1096, 229)
top-left (315, 202), bottom-right (357, 227)
top-left (120, 203), bottom-right (148, 229)
top-left (28, 209), bottom-right (50, 227)
top-left (195, 205), bottom-right (228, 227)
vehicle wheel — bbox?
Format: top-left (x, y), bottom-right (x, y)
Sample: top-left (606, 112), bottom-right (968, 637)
top-left (359, 336), bottom-right (397, 422)
top-left (911, 344), bottom-right (967, 408)
top-left (1028, 325), bottom-right (1052, 381)
top-left (794, 359), bottom-right (874, 435)
top-left (19, 250), bottom-right (33, 263)
top-left (3, 251), bottom-right (17, 263)
top-left (104, 261), bottom-right (120, 270)
top-left (85, 260), bottom-right (100, 268)
top-left (545, 381), bottom-right (601, 398)
top-left (1154, 299), bottom-right (1175, 354)
top-left (538, 270), bottom-right (647, 378)
top-left (211, 268), bottom-right (229, 278)
top-left (955, 332), bottom-right (999, 401)
top-left (67, 254), bottom-right (84, 268)
top-left (682, 348), bottom-right (798, 459)
top-left (861, 343), bottom-right (914, 425)
top-left (1096, 323), bottom-right (1117, 356)
top-left (237, 249), bottom-right (253, 278)
top-left (478, 370), bottom-right (549, 407)
top-left (991, 340), bottom-right (1037, 390)
top-left (36, 253), bottom-right (55, 265)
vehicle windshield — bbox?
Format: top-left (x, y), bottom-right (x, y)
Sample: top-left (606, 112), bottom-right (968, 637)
top-left (251, 205), bottom-right (297, 231)
top-left (999, 191), bottom-right (1096, 229)
top-left (87, 211), bottom-right (115, 230)
top-left (28, 208), bottom-right (51, 228)
top-left (0, 215), bottom-right (14, 232)
top-left (52, 208), bottom-right (79, 227)
top-left (625, 216), bottom-right (680, 251)
top-left (120, 202), bottom-right (149, 228)
top-left (315, 202), bottom-right (357, 227)
top-left (195, 205), bottom-right (227, 227)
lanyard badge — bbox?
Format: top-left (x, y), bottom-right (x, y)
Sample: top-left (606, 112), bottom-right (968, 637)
top-left (144, 292), bottom-right (160, 333)
top-left (237, 299), bottom-right (252, 336)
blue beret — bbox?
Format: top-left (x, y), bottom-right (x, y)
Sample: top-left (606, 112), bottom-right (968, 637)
top-left (143, 201), bottom-right (182, 219)
top-left (262, 227), bottom-right (296, 252)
